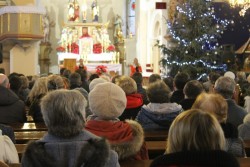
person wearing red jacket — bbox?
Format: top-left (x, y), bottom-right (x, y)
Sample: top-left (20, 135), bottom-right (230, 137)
top-left (130, 58), bottom-right (142, 76)
top-left (75, 59), bottom-right (87, 71)
top-left (86, 82), bottom-right (148, 160)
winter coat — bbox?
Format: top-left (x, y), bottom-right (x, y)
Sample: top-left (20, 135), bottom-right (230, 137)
top-left (85, 117), bottom-right (148, 160)
top-left (226, 99), bottom-right (247, 128)
top-left (136, 84), bottom-right (149, 105)
top-left (150, 150), bottom-right (240, 167)
top-left (179, 98), bottom-right (196, 111)
top-left (0, 124), bottom-right (15, 143)
top-left (21, 131), bottom-right (120, 167)
top-left (238, 121), bottom-right (250, 140)
top-left (136, 103), bottom-right (183, 131)
top-left (0, 135), bottom-right (19, 164)
top-left (170, 90), bottom-right (184, 104)
top-left (221, 122), bottom-right (246, 157)
top-left (0, 86), bottom-right (26, 124)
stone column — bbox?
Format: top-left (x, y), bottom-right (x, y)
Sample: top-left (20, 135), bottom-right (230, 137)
top-left (39, 42), bottom-right (52, 74)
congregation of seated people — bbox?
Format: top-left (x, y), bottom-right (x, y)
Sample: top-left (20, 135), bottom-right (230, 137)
top-left (0, 68), bottom-right (250, 167)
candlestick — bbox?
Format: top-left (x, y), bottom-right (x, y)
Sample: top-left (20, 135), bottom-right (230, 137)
top-left (117, 52), bottom-right (120, 64)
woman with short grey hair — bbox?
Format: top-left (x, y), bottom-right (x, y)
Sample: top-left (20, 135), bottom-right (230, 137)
top-left (22, 89), bottom-right (119, 167)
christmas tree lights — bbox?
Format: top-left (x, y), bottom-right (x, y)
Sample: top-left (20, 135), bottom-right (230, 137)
top-left (159, 0), bottom-right (231, 79)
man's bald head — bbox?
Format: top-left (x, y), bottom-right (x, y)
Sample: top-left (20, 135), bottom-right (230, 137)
top-left (0, 74), bottom-right (9, 88)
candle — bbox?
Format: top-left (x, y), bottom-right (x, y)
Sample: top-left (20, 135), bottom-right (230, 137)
top-left (117, 52), bottom-right (120, 64)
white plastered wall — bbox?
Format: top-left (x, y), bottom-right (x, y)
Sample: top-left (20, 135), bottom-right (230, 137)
top-left (10, 42), bottom-right (40, 75)
top-left (136, 0), bottom-right (168, 76)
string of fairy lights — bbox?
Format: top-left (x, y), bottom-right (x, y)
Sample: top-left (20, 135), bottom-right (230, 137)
top-left (167, 2), bottom-right (232, 48)
top-left (160, 59), bottom-right (227, 80)
top-left (161, 59), bottom-right (227, 70)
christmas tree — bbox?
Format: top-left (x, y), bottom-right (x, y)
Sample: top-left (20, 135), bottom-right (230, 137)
top-left (159, 0), bottom-right (231, 79)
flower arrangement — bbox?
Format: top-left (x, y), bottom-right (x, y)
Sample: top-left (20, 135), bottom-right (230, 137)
top-left (56, 46), bottom-right (66, 52)
top-left (96, 65), bottom-right (108, 75)
top-left (106, 45), bottom-right (115, 52)
top-left (93, 43), bottom-right (102, 54)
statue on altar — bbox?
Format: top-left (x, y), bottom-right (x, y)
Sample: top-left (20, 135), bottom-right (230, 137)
top-left (68, 0), bottom-right (80, 22)
top-left (101, 27), bottom-right (111, 52)
top-left (74, 2), bottom-right (80, 22)
top-left (91, 0), bottom-right (99, 22)
top-left (68, 2), bottom-right (75, 21)
top-left (81, 0), bottom-right (87, 23)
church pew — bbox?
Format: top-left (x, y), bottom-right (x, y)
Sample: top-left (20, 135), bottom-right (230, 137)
top-left (144, 130), bottom-right (168, 141)
top-left (146, 141), bottom-right (166, 159)
top-left (15, 144), bottom-right (26, 161)
top-left (8, 164), bottom-right (21, 167)
top-left (120, 160), bottom-right (152, 167)
top-left (239, 157), bottom-right (250, 167)
top-left (14, 131), bottom-right (46, 144)
top-left (244, 140), bottom-right (250, 157)
top-left (15, 144), bottom-right (26, 158)
top-left (10, 122), bottom-right (47, 132)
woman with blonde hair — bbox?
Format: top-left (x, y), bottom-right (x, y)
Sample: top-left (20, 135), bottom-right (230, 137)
top-left (116, 75), bottom-right (143, 120)
top-left (192, 93), bottom-right (227, 123)
top-left (27, 77), bottom-right (48, 122)
top-left (167, 109), bottom-right (225, 153)
top-left (192, 93), bottom-right (246, 157)
top-left (151, 109), bottom-right (239, 167)
top-left (130, 58), bottom-right (142, 76)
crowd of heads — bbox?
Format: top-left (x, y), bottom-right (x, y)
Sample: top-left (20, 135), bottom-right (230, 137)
top-left (1, 67), bottom-right (249, 166)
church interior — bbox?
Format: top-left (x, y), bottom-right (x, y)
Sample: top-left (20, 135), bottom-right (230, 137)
top-left (0, 1), bottom-right (250, 167)
top-left (0, 0), bottom-right (248, 78)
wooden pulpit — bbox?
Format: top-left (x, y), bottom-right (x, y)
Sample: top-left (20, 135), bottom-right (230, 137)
top-left (63, 59), bottom-right (76, 73)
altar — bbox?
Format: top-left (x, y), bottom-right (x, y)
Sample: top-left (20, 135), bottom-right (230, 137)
top-left (57, 10), bottom-right (122, 74)
top-left (58, 52), bottom-right (122, 74)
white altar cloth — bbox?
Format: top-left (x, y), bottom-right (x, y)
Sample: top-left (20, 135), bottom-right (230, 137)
top-left (58, 52), bottom-right (79, 61)
top-left (57, 52), bottom-right (115, 62)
